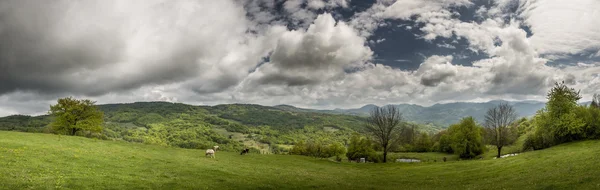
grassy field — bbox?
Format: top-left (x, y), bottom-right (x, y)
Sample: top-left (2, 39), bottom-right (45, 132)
top-left (1, 131), bottom-right (600, 190)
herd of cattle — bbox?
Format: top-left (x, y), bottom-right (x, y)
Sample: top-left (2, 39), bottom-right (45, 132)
top-left (205, 146), bottom-right (251, 158)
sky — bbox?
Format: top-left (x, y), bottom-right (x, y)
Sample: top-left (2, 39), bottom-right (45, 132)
top-left (1, 0), bottom-right (600, 116)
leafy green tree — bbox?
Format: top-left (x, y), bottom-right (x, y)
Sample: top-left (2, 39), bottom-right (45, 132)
top-left (448, 117), bottom-right (485, 159)
top-left (346, 133), bottom-right (376, 161)
top-left (327, 142), bottom-right (346, 158)
top-left (413, 132), bottom-right (433, 152)
top-left (437, 133), bottom-right (453, 153)
top-left (49, 97), bottom-right (104, 136)
top-left (540, 82), bottom-right (585, 145)
top-left (574, 105), bottom-right (600, 139)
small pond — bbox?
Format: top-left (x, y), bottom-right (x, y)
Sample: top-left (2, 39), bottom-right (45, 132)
top-left (396, 158), bottom-right (421, 163)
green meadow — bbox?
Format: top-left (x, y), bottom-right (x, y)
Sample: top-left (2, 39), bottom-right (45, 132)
top-left (2, 131), bottom-right (599, 190)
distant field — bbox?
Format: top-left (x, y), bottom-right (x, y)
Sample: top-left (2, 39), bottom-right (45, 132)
top-left (1, 131), bottom-right (599, 190)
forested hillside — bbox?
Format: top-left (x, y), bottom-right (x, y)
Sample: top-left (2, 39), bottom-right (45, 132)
top-left (3, 102), bottom-right (439, 153)
top-left (1, 100), bottom-right (560, 153)
top-left (0, 101), bottom-right (448, 153)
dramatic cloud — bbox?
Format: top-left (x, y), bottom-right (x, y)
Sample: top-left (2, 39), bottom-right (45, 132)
top-left (0, 0), bottom-right (254, 95)
top-left (244, 13), bottom-right (372, 87)
top-left (1, 0), bottom-right (599, 116)
top-left (415, 55), bottom-right (458, 87)
top-left (520, 0), bottom-right (600, 57)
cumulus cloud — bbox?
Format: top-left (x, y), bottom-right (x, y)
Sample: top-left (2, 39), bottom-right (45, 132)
top-left (520, 0), bottom-right (600, 57)
top-left (244, 13), bottom-right (373, 87)
top-left (282, 0), bottom-right (350, 28)
top-left (382, 0), bottom-right (472, 20)
top-left (415, 56), bottom-right (458, 86)
top-left (1, 0), bottom-right (600, 117)
top-left (0, 0), bottom-right (256, 96)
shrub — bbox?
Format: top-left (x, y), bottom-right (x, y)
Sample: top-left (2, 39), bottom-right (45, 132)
top-left (346, 133), bottom-right (376, 161)
top-left (413, 132), bottom-right (433, 152)
top-left (447, 117), bottom-right (485, 159)
top-left (290, 140), bottom-right (346, 158)
top-left (437, 133), bottom-right (453, 153)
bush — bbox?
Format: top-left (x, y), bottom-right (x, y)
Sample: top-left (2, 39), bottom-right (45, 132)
top-left (413, 132), bottom-right (433, 152)
top-left (290, 140), bottom-right (346, 158)
top-left (346, 133), bottom-right (376, 161)
top-left (367, 152), bottom-right (384, 163)
top-left (447, 117), bottom-right (485, 159)
top-left (271, 144), bottom-right (289, 154)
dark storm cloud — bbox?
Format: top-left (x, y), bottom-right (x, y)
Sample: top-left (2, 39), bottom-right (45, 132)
top-left (0, 0), bottom-right (124, 94)
top-left (0, 0), bottom-right (241, 96)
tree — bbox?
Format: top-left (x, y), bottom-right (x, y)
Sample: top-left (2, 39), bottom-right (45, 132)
top-left (591, 94), bottom-right (600, 109)
top-left (437, 132), bottom-right (453, 153)
top-left (48, 97), bottom-right (104, 136)
top-left (346, 133), bottom-right (376, 161)
top-left (545, 81), bottom-right (585, 143)
top-left (448, 117), bottom-right (485, 159)
top-left (547, 81), bottom-right (582, 118)
top-left (484, 103), bottom-right (518, 158)
top-left (413, 132), bottom-right (433, 152)
top-left (365, 106), bottom-right (403, 163)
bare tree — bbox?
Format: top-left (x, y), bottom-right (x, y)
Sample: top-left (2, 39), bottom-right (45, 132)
top-left (592, 94), bottom-right (600, 108)
top-left (365, 106), bottom-right (403, 163)
top-left (484, 103), bottom-right (518, 158)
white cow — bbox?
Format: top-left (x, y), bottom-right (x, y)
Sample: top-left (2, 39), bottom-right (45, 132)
top-left (206, 149), bottom-right (215, 158)
top-left (213, 145), bottom-right (219, 151)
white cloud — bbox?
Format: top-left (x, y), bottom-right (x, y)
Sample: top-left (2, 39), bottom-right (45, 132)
top-left (307, 0), bottom-right (349, 10)
top-left (1, 0), bottom-right (600, 117)
top-left (437, 43), bottom-right (456, 49)
top-left (349, 2), bottom-right (388, 37)
top-left (415, 55), bottom-right (459, 86)
top-left (283, 0), bottom-right (350, 27)
top-left (243, 13), bottom-right (373, 87)
top-left (383, 0), bottom-right (472, 20)
top-left (520, 0), bottom-right (600, 57)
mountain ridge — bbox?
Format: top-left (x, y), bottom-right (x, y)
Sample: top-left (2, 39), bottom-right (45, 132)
top-left (2, 100), bottom-right (592, 128)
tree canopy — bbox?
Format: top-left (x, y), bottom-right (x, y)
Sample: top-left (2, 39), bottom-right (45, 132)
top-left (447, 117), bottom-right (485, 159)
top-left (49, 97), bottom-right (104, 136)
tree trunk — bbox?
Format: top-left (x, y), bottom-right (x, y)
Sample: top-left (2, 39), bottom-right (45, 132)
top-left (71, 128), bottom-right (77, 136)
top-left (497, 146), bottom-right (502, 158)
top-left (383, 147), bottom-right (387, 163)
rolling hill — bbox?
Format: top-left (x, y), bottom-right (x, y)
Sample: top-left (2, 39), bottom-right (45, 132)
top-left (2, 131), bottom-right (599, 189)
top-left (0, 100), bottom-right (566, 153)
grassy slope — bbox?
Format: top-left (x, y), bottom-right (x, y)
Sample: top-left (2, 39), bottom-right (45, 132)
top-left (2, 131), bottom-right (599, 190)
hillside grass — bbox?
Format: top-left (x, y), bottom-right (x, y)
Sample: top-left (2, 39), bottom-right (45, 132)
top-left (1, 131), bottom-right (600, 190)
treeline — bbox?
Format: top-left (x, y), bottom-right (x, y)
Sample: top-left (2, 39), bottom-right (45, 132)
top-left (0, 99), bottom-right (369, 153)
top-left (522, 83), bottom-right (600, 150)
top-left (383, 82), bottom-right (600, 160)
top-left (0, 115), bottom-right (51, 133)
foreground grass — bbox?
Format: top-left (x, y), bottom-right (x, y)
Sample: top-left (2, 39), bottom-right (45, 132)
top-left (1, 131), bottom-right (600, 190)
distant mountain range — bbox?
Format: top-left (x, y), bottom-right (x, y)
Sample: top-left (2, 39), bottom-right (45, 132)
top-left (276, 100), bottom-right (592, 127)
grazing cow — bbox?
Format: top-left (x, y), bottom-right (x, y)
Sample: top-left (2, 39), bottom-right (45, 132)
top-left (240, 148), bottom-right (250, 155)
top-left (206, 149), bottom-right (215, 158)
